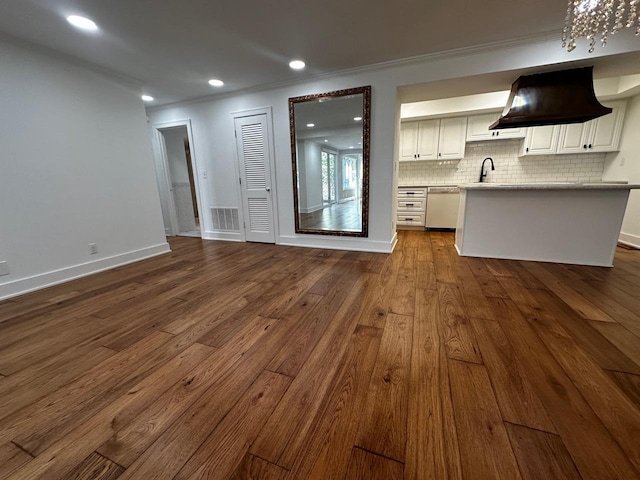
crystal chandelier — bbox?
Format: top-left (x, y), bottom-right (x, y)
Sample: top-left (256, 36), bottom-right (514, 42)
top-left (562, 0), bottom-right (640, 52)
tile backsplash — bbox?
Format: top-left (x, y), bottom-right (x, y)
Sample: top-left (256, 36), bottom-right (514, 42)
top-left (398, 139), bottom-right (606, 185)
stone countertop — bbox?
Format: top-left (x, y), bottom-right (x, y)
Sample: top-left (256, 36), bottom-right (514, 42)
top-left (459, 182), bottom-right (639, 190)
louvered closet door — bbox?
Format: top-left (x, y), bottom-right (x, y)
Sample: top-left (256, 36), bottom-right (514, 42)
top-left (234, 114), bottom-right (275, 243)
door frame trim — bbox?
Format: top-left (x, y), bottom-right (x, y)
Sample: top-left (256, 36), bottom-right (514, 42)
top-left (230, 107), bottom-right (279, 243)
top-left (151, 119), bottom-right (204, 238)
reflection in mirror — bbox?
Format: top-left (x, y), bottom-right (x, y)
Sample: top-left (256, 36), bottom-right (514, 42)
top-left (289, 86), bottom-right (370, 237)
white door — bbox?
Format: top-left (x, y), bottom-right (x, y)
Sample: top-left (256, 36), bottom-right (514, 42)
top-left (234, 114), bottom-right (275, 243)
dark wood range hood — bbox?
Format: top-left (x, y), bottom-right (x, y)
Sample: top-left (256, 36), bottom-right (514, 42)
top-left (490, 66), bottom-right (612, 130)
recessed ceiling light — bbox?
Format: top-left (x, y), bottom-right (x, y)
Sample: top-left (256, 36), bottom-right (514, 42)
top-left (289, 60), bottom-right (306, 70)
top-left (324, 139), bottom-right (328, 142)
top-left (141, 95), bottom-right (154, 102)
top-left (306, 123), bottom-right (315, 128)
top-left (353, 116), bottom-right (362, 121)
top-left (349, 146), bottom-right (354, 149)
top-left (66, 15), bottom-right (98, 31)
top-left (208, 79), bottom-right (224, 87)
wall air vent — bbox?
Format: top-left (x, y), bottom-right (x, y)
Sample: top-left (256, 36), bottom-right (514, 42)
top-left (210, 207), bottom-right (240, 231)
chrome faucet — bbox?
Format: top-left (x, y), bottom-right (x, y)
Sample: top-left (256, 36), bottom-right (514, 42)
top-left (479, 157), bottom-right (495, 182)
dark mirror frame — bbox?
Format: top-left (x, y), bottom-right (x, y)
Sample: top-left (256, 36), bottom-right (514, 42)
top-left (289, 85), bottom-right (371, 237)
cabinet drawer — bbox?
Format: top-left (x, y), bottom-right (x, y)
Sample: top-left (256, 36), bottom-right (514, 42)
top-left (397, 199), bottom-right (425, 212)
top-left (397, 188), bottom-right (426, 199)
top-left (397, 213), bottom-right (425, 226)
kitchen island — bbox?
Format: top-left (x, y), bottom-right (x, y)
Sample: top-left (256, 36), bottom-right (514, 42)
top-left (455, 183), bottom-right (640, 267)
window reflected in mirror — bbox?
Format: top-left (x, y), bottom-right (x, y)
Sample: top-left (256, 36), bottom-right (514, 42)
top-left (289, 86), bottom-right (370, 237)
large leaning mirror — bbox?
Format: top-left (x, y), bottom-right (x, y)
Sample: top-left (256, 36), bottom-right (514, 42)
top-left (290, 86), bottom-right (371, 237)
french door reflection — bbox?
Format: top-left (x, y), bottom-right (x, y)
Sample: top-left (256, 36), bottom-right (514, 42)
top-left (321, 151), bottom-right (337, 205)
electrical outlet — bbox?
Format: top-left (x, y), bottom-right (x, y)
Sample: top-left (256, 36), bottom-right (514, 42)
top-left (89, 243), bottom-right (98, 255)
top-left (0, 261), bottom-right (9, 276)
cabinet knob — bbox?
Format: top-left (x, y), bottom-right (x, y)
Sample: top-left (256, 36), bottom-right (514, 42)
top-left (583, 144), bottom-right (587, 149)
top-left (526, 147), bottom-right (529, 152)
top-left (588, 144), bottom-right (592, 149)
top-left (417, 154), bottom-right (420, 158)
top-left (438, 153), bottom-right (442, 157)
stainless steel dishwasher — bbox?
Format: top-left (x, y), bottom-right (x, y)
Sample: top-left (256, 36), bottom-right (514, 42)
top-left (425, 186), bottom-right (460, 230)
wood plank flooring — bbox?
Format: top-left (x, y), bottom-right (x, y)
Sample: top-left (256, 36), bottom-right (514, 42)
top-left (1, 231), bottom-right (639, 479)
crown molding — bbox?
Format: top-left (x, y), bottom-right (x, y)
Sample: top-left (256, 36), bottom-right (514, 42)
top-left (146, 31), bottom-right (561, 112)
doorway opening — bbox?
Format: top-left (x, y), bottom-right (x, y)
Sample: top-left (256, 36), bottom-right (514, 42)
top-left (157, 125), bottom-right (201, 238)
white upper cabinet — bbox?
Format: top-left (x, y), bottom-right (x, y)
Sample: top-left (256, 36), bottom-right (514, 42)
top-left (416, 120), bottom-right (439, 159)
top-left (525, 100), bottom-right (627, 156)
top-left (400, 117), bottom-right (466, 161)
top-left (557, 100), bottom-right (626, 154)
top-left (557, 122), bottom-right (590, 154)
top-left (438, 117), bottom-right (467, 160)
top-left (399, 121), bottom-right (420, 161)
top-left (522, 125), bottom-right (561, 156)
top-left (466, 113), bottom-right (526, 141)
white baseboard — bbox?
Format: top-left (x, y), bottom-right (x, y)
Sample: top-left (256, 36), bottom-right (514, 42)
top-left (0, 243), bottom-right (171, 301)
top-left (619, 231), bottom-right (640, 249)
top-left (202, 230), bottom-right (243, 242)
top-left (389, 231), bottom-right (398, 253)
top-left (278, 234), bottom-right (395, 253)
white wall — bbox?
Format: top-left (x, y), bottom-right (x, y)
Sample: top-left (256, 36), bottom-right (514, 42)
top-left (297, 141), bottom-right (323, 213)
top-left (303, 141), bottom-right (323, 212)
top-left (0, 39), bottom-right (169, 300)
top-left (147, 31), bottom-right (640, 253)
top-left (603, 93), bottom-right (640, 247)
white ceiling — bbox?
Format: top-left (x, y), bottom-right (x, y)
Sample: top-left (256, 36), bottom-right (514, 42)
top-left (0, 0), bottom-right (569, 105)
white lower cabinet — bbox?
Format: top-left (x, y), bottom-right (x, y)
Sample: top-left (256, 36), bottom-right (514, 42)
top-left (397, 188), bottom-right (426, 228)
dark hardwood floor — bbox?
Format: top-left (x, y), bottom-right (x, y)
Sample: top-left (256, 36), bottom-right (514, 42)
top-left (0, 231), bottom-right (639, 479)
top-left (299, 200), bottom-right (362, 231)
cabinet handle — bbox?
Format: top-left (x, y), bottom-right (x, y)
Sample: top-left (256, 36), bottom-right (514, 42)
top-left (406, 192), bottom-right (415, 195)
top-left (588, 144), bottom-right (592, 149)
top-left (492, 132), bottom-right (495, 136)
top-left (496, 131), bottom-right (500, 136)
top-left (405, 218), bottom-right (413, 221)
top-left (438, 153), bottom-right (442, 157)
top-left (417, 154), bottom-right (420, 158)
top-left (583, 144), bottom-right (587, 149)
top-left (526, 147), bottom-right (529, 153)
top-left (406, 203), bottom-right (414, 206)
